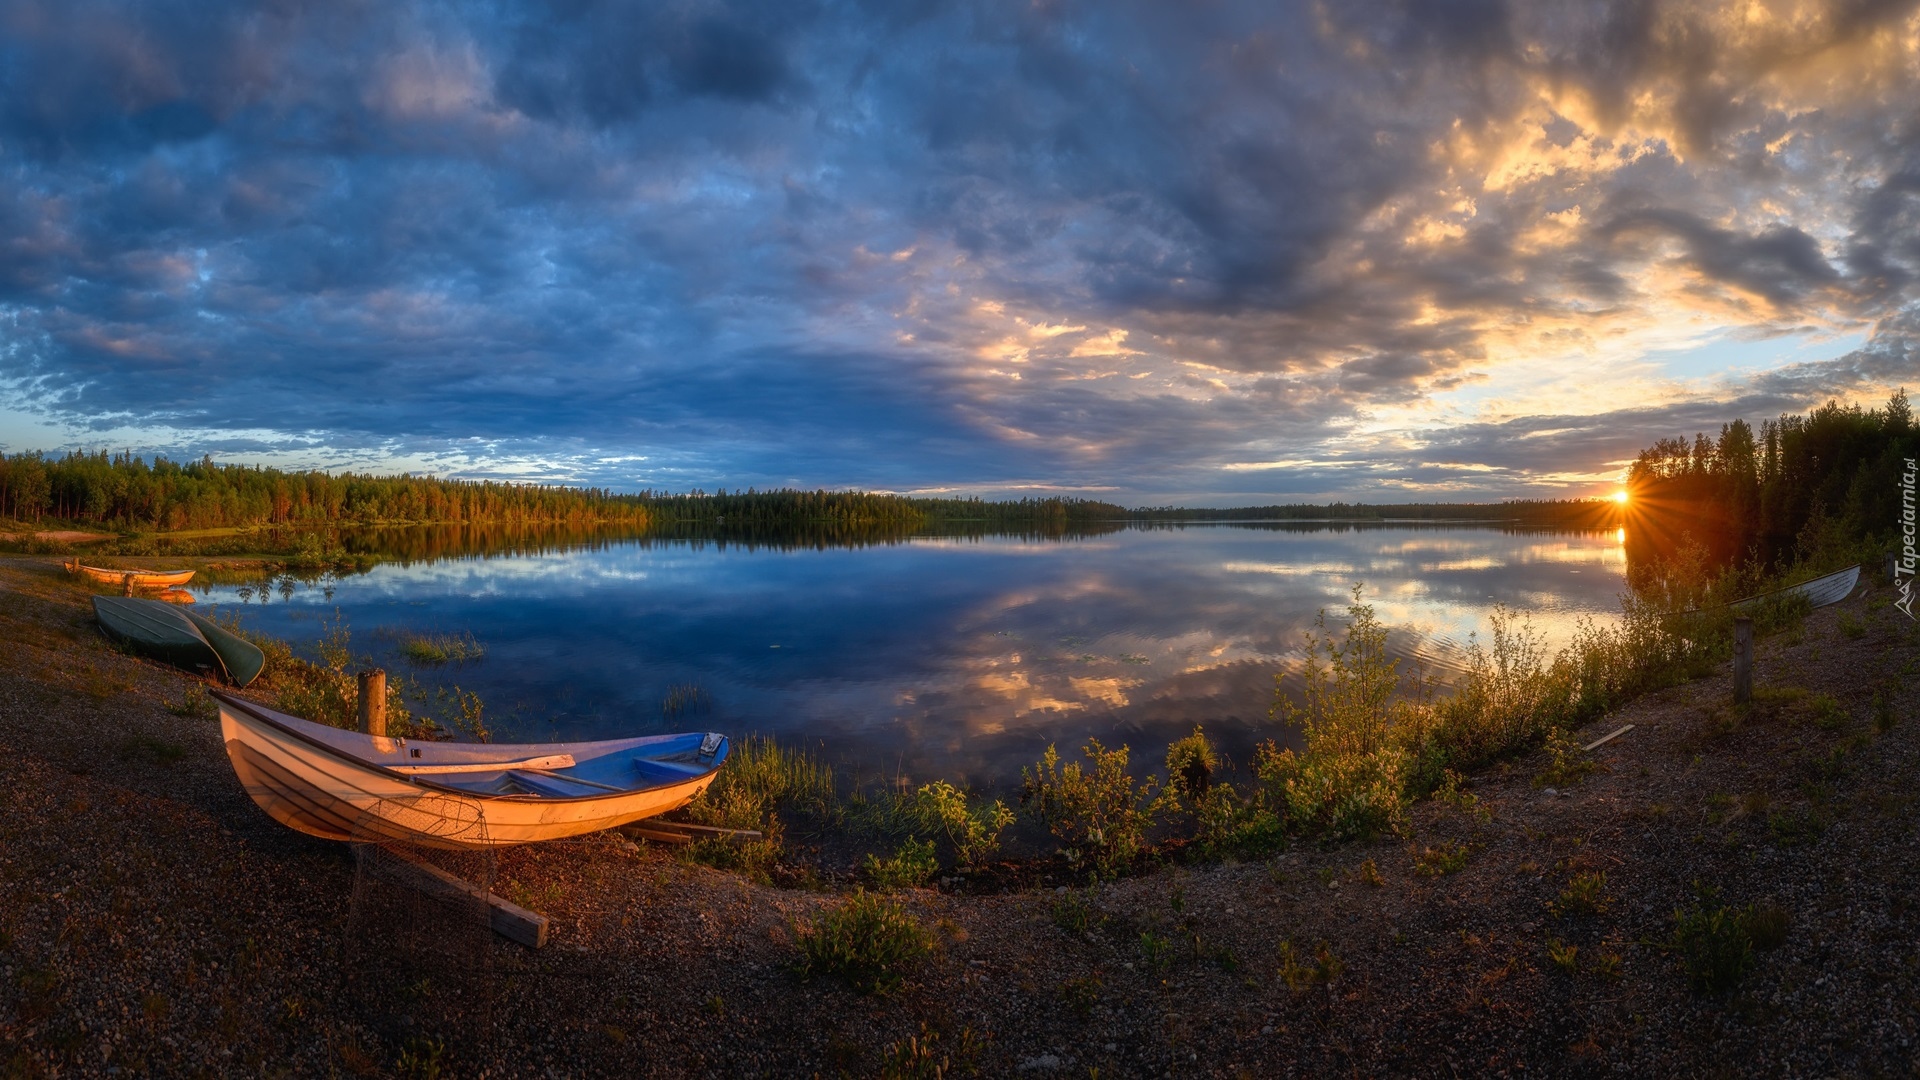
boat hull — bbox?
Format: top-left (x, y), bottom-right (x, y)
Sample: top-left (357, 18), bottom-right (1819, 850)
top-left (93, 595), bottom-right (228, 679)
top-left (216, 695), bottom-right (725, 849)
top-left (1731, 564), bottom-right (1860, 613)
top-left (73, 563), bottom-right (195, 587)
top-left (91, 596), bottom-right (264, 687)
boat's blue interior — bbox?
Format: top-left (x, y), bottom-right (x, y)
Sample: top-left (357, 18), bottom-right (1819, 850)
top-left (422, 742), bottom-right (728, 799)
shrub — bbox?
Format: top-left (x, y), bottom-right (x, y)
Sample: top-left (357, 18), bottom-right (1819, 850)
top-left (914, 781), bottom-right (1015, 868)
top-left (1431, 769), bottom-right (1491, 822)
top-left (864, 837), bottom-right (939, 890)
top-left (791, 890), bottom-right (934, 995)
top-left (1547, 938), bottom-right (1579, 975)
top-left (1021, 740), bottom-right (1158, 877)
top-left (1552, 871), bottom-right (1611, 918)
top-left (1673, 903), bottom-right (1754, 994)
top-left (1138, 930), bottom-right (1173, 973)
top-left (879, 1023), bottom-right (981, 1080)
top-left (1276, 939), bottom-right (1343, 991)
top-left (1165, 726), bottom-right (1219, 802)
top-left (1412, 841), bottom-right (1471, 877)
top-left (1261, 744), bottom-right (1409, 840)
top-left (1807, 693), bottom-right (1849, 731)
top-left (1533, 727), bottom-right (1598, 788)
top-left (1187, 783), bottom-right (1287, 858)
top-left (1423, 607), bottom-right (1560, 773)
top-left (1050, 889), bottom-right (1104, 939)
top-left (1745, 904), bottom-right (1792, 950)
top-left (165, 686), bottom-right (216, 720)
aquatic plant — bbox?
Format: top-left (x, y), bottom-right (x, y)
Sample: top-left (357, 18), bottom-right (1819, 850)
top-left (396, 631), bottom-right (485, 665)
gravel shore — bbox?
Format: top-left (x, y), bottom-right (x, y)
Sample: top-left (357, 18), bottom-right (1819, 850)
top-left (2, 554), bottom-right (1915, 1078)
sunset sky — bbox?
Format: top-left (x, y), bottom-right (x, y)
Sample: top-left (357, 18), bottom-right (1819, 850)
top-left (3, 0), bottom-right (1918, 504)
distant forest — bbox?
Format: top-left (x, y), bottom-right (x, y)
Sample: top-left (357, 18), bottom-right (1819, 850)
top-left (0, 452), bottom-right (652, 530)
top-left (0, 451), bottom-right (1616, 537)
top-left (1624, 389), bottom-right (1916, 568)
top-left (4, 388), bottom-right (1911, 557)
top-left (1128, 500), bottom-right (1618, 527)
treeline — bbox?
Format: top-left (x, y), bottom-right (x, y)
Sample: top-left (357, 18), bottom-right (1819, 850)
top-left (0, 453), bottom-right (1138, 538)
top-left (0, 452), bottom-right (653, 530)
top-left (634, 489), bottom-right (1129, 531)
top-left (1129, 499), bottom-right (1619, 528)
top-left (1624, 390), bottom-right (1914, 568)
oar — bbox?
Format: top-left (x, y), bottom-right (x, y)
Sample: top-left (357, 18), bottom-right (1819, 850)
top-left (391, 754), bottom-right (577, 775)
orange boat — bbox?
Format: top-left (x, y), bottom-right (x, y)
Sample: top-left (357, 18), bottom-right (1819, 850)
top-left (68, 561), bottom-right (196, 588)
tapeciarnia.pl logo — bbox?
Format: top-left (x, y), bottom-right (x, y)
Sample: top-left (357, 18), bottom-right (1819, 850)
top-left (1900, 457), bottom-right (1918, 621)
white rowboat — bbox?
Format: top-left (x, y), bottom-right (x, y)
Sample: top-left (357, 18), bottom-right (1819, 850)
top-left (1731, 564), bottom-right (1860, 613)
top-left (214, 692), bottom-right (730, 849)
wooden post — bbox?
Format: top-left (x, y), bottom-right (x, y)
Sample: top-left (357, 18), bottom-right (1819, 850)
top-left (357, 669), bottom-right (388, 736)
top-left (122, 572), bottom-right (136, 597)
top-left (1732, 617), bottom-right (1753, 706)
top-left (1890, 550), bottom-right (1900, 583)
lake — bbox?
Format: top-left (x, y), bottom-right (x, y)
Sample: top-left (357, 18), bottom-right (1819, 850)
top-left (194, 523), bottom-right (1629, 790)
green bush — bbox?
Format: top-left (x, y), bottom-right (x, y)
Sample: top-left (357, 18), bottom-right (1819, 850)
top-left (791, 890), bottom-right (934, 995)
top-left (913, 780), bottom-right (1014, 868)
top-left (1020, 740), bottom-right (1159, 877)
top-left (1187, 783), bottom-right (1287, 858)
top-left (1164, 726), bottom-right (1219, 802)
top-left (1533, 727), bottom-right (1598, 788)
top-left (864, 837), bottom-right (939, 890)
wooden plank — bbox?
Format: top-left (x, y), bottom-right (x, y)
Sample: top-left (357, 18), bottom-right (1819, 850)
top-left (617, 820), bottom-right (763, 842)
top-left (1582, 724), bottom-right (1634, 752)
top-left (622, 825), bottom-right (694, 845)
top-left (356, 847), bottom-right (549, 949)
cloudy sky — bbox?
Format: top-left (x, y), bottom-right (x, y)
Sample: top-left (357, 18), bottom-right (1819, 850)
top-left (3, 0), bottom-right (1919, 504)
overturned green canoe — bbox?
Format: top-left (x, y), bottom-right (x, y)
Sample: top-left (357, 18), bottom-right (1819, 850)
top-left (92, 596), bottom-right (266, 688)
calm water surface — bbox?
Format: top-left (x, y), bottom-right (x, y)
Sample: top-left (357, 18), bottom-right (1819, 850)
top-left (196, 524), bottom-right (1628, 787)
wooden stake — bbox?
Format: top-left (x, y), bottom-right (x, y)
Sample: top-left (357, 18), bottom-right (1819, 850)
top-left (1732, 617), bottom-right (1753, 706)
top-left (357, 669), bottom-right (387, 736)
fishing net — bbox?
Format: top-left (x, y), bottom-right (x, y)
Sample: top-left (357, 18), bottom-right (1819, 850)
top-left (340, 791), bottom-right (498, 1065)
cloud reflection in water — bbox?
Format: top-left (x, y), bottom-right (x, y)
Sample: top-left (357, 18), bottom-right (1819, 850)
top-left (199, 524), bottom-right (1627, 790)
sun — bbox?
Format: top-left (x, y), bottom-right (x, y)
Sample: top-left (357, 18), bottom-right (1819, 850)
top-left (1611, 489), bottom-right (1629, 505)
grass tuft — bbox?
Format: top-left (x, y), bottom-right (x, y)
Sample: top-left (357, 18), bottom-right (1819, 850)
top-left (1551, 871), bottom-right (1611, 918)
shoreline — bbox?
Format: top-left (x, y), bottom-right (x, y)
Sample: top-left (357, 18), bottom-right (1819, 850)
top-left (2, 554), bottom-right (1916, 1077)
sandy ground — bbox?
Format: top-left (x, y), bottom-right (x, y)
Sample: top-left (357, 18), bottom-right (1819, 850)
top-left (1, 554), bottom-right (1917, 1079)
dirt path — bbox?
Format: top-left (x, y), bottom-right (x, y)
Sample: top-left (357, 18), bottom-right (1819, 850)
top-left (1, 555), bottom-right (1915, 1078)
